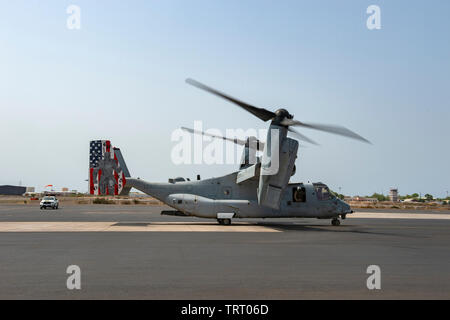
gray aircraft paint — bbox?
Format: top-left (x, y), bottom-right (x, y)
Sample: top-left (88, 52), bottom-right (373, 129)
top-left (122, 173), bottom-right (351, 219)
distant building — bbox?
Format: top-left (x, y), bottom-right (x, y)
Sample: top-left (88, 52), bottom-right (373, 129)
top-left (42, 190), bottom-right (77, 196)
top-left (348, 196), bottom-right (378, 203)
top-left (0, 185), bottom-right (27, 195)
top-left (26, 187), bottom-right (35, 193)
top-left (389, 188), bottom-right (399, 202)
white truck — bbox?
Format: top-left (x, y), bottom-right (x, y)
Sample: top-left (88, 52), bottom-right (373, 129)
top-left (40, 196), bottom-right (59, 210)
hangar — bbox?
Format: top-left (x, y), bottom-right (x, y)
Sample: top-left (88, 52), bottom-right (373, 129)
top-left (0, 185), bottom-right (26, 196)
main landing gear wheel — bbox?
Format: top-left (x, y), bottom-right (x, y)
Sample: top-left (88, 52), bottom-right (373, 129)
top-left (217, 218), bottom-right (232, 225)
top-left (331, 218), bottom-right (341, 226)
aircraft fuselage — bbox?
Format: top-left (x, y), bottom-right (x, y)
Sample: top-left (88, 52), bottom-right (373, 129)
top-left (126, 171), bottom-right (352, 219)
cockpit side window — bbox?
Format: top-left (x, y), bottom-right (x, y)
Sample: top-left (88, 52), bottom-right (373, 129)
top-left (314, 184), bottom-right (331, 201)
top-left (293, 186), bottom-right (306, 202)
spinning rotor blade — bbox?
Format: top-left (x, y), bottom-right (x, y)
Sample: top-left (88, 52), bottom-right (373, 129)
top-left (186, 78), bottom-right (276, 121)
top-left (181, 127), bottom-right (264, 149)
top-left (185, 78), bottom-right (371, 145)
top-left (282, 119), bottom-right (371, 144)
top-left (287, 127), bottom-right (319, 146)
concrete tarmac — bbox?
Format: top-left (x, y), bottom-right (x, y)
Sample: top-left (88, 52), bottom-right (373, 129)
top-left (0, 204), bottom-right (449, 299)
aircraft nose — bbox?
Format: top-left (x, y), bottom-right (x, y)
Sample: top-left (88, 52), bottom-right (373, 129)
top-left (338, 199), bottom-right (352, 214)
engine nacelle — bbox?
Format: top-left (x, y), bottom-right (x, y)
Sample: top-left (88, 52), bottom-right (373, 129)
top-left (257, 125), bottom-right (298, 209)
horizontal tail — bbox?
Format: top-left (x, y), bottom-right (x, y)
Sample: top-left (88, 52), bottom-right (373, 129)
top-left (89, 140), bottom-right (131, 196)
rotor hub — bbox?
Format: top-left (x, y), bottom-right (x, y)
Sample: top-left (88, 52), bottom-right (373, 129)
top-left (273, 108), bottom-right (293, 125)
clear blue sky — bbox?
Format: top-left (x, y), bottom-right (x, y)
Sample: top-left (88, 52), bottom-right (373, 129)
top-left (0, 1), bottom-right (449, 197)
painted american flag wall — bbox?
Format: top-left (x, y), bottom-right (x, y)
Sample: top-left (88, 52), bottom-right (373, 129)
top-left (89, 140), bottom-right (126, 195)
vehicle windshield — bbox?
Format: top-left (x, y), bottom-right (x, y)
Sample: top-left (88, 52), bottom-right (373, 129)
top-left (43, 196), bottom-right (55, 200)
top-left (314, 184), bottom-right (331, 201)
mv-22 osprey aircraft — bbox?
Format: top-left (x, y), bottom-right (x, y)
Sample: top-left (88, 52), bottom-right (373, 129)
top-left (89, 79), bottom-right (370, 226)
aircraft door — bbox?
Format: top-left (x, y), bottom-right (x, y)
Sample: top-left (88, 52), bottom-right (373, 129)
top-left (290, 184), bottom-right (307, 208)
top-left (293, 185), bottom-right (306, 203)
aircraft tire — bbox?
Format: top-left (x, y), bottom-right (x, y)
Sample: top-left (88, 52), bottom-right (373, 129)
top-left (331, 218), bottom-right (340, 226)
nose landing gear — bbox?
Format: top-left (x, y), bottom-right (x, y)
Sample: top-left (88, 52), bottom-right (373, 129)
top-left (331, 218), bottom-right (341, 226)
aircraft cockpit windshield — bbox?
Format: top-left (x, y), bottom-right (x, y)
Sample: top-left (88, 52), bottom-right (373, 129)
top-left (313, 183), bottom-right (332, 201)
